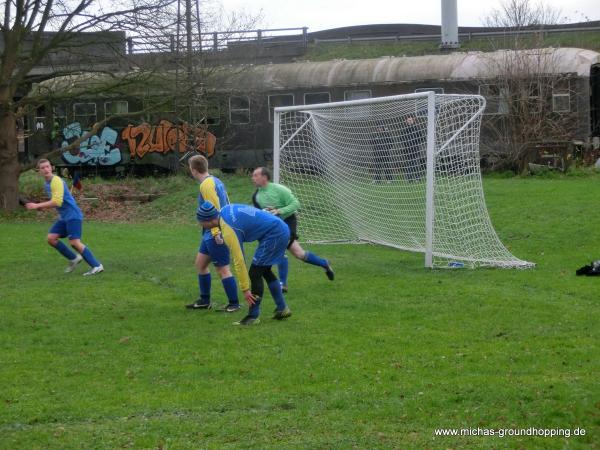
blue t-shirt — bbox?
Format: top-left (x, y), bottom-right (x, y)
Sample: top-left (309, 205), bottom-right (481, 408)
top-left (45, 176), bottom-right (83, 221)
top-left (220, 204), bottom-right (286, 243)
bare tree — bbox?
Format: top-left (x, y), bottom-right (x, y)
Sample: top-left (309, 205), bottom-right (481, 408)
top-left (482, 0), bottom-right (564, 32)
top-left (0, 0), bottom-right (184, 211)
top-left (479, 0), bottom-right (577, 171)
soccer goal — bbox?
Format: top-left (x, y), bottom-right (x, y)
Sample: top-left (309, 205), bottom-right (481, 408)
top-left (273, 92), bottom-right (534, 269)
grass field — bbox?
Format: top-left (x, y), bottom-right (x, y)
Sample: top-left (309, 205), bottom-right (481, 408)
top-left (1, 173), bottom-right (600, 449)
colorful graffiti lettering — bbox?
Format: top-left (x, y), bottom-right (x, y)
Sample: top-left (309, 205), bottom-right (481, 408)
top-left (121, 120), bottom-right (216, 159)
top-left (61, 122), bottom-right (122, 166)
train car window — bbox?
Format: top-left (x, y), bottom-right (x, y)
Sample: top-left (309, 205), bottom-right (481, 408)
top-left (268, 94), bottom-right (294, 123)
top-left (53, 105), bottom-right (68, 130)
top-left (552, 94), bottom-right (570, 113)
top-left (304, 92), bottom-right (331, 105)
top-left (35, 105), bottom-right (46, 131)
top-left (479, 84), bottom-right (508, 115)
top-left (552, 79), bottom-right (570, 113)
top-left (344, 90), bottom-right (371, 101)
top-left (415, 88), bottom-right (444, 94)
top-left (105, 101), bottom-right (129, 116)
top-left (190, 100), bottom-right (220, 125)
top-left (73, 103), bottom-right (97, 129)
top-left (229, 96), bottom-right (250, 124)
top-left (527, 83), bottom-right (542, 114)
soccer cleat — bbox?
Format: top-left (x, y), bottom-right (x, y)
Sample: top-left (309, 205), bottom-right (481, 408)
top-left (215, 303), bottom-right (241, 313)
top-left (185, 300), bottom-right (212, 310)
top-left (272, 307), bottom-right (292, 320)
top-left (83, 264), bottom-right (104, 276)
top-left (325, 262), bottom-right (335, 281)
top-left (65, 254), bottom-right (83, 273)
top-left (280, 282), bottom-right (288, 293)
top-left (234, 315), bottom-right (260, 326)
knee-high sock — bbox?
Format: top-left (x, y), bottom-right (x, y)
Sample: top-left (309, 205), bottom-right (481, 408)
top-left (198, 273), bottom-right (211, 304)
top-left (81, 247), bottom-right (101, 268)
top-left (221, 276), bottom-right (239, 305)
top-left (268, 279), bottom-right (287, 311)
top-left (277, 255), bottom-right (289, 286)
top-left (304, 251), bottom-right (327, 268)
top-left (248, 297), bottom-right (262, 319)
top-left (54, 241), bottom-right (77, 260)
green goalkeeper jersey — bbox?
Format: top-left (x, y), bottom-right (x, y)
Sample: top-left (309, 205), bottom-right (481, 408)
top-left (252, 182), bottom-right (300, 220)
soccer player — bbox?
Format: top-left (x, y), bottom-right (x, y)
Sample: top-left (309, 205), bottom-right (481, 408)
top-left (251, 167), bottom-right (334, 292)
top-left (186, 155), bottom-right (240, 312)
top-left (196, 201), bottom-right (291, 326)
top-left (25, 159), bottom-right (103, 276)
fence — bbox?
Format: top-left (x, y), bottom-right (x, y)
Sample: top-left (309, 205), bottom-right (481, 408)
top-left (127, 27), bottom-right (308, 54)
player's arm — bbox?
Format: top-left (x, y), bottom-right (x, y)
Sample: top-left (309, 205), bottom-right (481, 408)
top-left (219, 220), bottom-right (250, 291)
top-left (200, 179), bottom-right (223, 239)
top-left (26, 177), bottom-right (62, 210)
top-left (25, 199), bottom-right (57, 210)
top-left (273, 184), bottom-right (300, 217)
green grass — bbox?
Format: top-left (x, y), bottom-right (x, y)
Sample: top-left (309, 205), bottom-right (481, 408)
top-left (1, 174), bottom-right (600, 448)
top-left (303, 31), bottom-right (600, 61)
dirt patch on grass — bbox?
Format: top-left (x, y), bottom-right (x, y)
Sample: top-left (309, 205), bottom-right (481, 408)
top-left (24, 184), bottom-right (163, 222)
top-left (77, 184), bottom-right (165, 221)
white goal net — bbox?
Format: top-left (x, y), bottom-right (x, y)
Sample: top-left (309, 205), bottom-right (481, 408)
top-left (274, 92), bottom-right (533, 269)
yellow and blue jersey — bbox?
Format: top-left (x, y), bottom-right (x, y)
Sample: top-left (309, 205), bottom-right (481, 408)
top-left (219, 204), bottom-right (289, 291)
top-left (199, 175), bottom-right (229, 238)
top-left (44, 176), bottom-right (83, 221)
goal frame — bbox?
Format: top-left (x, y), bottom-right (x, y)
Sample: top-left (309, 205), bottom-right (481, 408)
top-left (273, 92), bottom-right (527, 269)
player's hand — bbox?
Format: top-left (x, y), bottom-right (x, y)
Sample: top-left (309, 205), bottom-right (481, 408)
top-left (243, 290), bottom-right (257, 305)
top-left (214, 232), bottom-right (224, 245)
top-left (25, 203), bottom-right (37, 210)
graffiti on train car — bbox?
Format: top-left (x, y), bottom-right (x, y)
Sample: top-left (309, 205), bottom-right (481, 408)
top-left (61, 122), bottom-right (122, 166)
top-left (121, 120), bottom-right (217, 159)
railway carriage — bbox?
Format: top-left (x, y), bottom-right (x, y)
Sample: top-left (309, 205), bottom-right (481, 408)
top-left (23, 47), bottom-right (600, 173)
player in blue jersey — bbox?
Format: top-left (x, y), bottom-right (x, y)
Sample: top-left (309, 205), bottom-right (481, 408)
top-left (185, 155), bottom-right (240, 312)
top-left (196, 201), bottom-right (291, 326)
top-left (25, 159), bottom-right (103, 276)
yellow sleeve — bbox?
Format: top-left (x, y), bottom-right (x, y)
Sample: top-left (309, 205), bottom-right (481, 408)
top-left (50, 176), bottom-right (64, 207)
top-left (220, 220), bottom-right (250, 291)
top-left (200, 178), bottom-right (222, 238)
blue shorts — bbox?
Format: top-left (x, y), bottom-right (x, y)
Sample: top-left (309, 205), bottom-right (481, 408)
top-left (252, 222), bottom-right (290, 266)
top-left (199, 232), bottom-right (231, 267)
top-left (49, 219), bottom-right (83, 240)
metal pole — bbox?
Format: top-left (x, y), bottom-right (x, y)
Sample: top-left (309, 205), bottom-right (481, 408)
top-left (273, 110), bottom-right (281, 183)
top-left (424, 91), bottom-right (436, 268)
top-left (185, 0), bottom-right (193, 80)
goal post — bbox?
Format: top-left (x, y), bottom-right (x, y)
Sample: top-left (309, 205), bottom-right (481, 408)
top-left (273, 92), bottom-right (534, 269)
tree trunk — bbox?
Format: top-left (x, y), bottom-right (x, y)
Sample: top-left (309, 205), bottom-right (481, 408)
top-left (0, 108), bottom-right (20, 211)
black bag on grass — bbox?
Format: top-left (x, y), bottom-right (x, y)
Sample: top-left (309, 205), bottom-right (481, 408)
top-left (576, 260), bottom-right (600, 276)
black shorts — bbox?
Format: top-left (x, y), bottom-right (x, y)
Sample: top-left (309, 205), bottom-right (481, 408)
top-left (283, 214), bottom-right (299, 248)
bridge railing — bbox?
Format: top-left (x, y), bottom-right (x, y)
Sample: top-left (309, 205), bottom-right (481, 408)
top-left (127, 27), bottom-right (308, 54)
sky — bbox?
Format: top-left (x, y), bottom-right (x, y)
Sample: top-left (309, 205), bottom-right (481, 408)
top-left (220, 0), bottom-right (599, 32)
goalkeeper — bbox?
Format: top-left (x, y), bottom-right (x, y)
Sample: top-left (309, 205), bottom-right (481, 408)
top-left (186, 155), bottom-right (240, 313)
top-left (196, 201), bottom-right (291, 326)
top-left (251, 167), bottom-right (334, 293)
